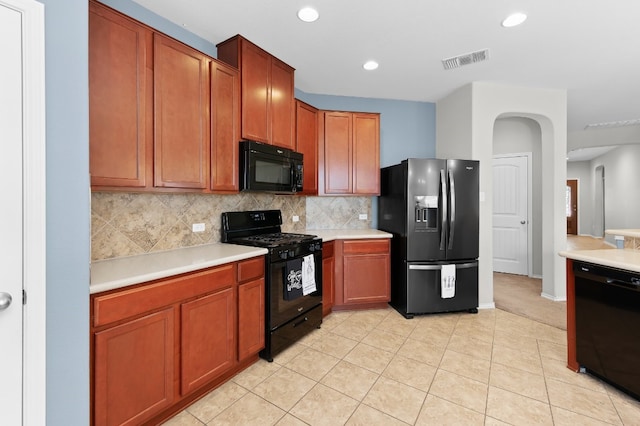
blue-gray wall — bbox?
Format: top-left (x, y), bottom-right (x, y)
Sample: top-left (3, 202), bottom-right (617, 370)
top-left (40, 1), bottom-right (435, 423)
top-left (40, 0), bottom-right (90, 424)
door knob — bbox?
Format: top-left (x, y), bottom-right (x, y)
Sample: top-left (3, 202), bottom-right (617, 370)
top-left (0, 292), bottom-right (12, 311)
top-left (520, 220), bottom-right (526, 224)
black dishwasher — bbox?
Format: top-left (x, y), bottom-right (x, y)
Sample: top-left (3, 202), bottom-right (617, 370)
top-left (574, 261), bottom-right (640, 399)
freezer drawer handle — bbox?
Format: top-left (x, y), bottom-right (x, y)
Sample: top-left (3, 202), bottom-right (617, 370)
top-left (409, 262), bottom-right (477, 270)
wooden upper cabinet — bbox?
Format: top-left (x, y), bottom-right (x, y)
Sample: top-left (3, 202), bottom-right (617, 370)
top-left (270, 57), bottom-right (295, 149)
top-left (89, 1), bottom-right (151, 188)
top-left (238, 40), bottom-right (269, 143)
top-left (217, 35), bottom-right (295, 150)
top-left (353, 113), bottom-right (380, 194)
top-left (295, 100), bottom-right (319, 195)
top-left (321, 111), bottom-right (353, 194)
top-left (154, 34), bottom-right (210, 189)
top-left (210, 60), bottom-right (240, 192)
top-left (319, 111), bottom-right (380, 195)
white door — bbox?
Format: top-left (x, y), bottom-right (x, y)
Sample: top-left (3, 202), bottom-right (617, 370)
top-left (493, 155), bottom-right (529, 275)
top-left (0, 3), bottom-right (26, 424)
top-left (1, 1), bottom-right (46, 424)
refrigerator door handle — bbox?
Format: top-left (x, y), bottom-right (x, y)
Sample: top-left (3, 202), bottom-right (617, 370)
top-left (448, 170), bottom-right (456, 250)
top-left (409, 262), bottom-right (477, 270)
top-left (440, 169), bottom-right (447, 250)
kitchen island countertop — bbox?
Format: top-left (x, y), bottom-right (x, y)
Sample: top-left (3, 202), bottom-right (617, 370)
top-left (90, 243), bottom-right (267, 294)
top-left (559, 248), bottom-right (640, 273)
top-left (605, 229), bottom-right (640, 238)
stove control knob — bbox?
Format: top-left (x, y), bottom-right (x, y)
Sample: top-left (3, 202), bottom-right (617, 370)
top-left (279, 251), bottom-right (287, 260)
top-left (289, 250), bottom-right (295, 258)
top-left (308, 243), bottom-right (315, 252)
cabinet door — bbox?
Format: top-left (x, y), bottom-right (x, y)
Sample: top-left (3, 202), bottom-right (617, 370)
top-left (295, 100), bottom-right (318, 195)
top-left (181, 287), bottom-right (235, 395)
top-left (211, 60), bottom-right (240, 192)
top-left (154, 34), bottom-right (210, 189)
top-left (352, 113), bottom-right (380, 195)
top-left (240, 40), bottom-right (270, 143)
top-left (89, 2), bottom-right (150, 188)
top-left (323, 112), bottom-right (352, 194)
top-left (322, 242), bottom-right (335, 317)
top-left (238, 278), bottom-right (265, 361)
top-left (270, 58), bottom-right (295, 150)
top-left (342, 240), bottom-right (390, 305)
top-left (94, 308), bottom-right (174, 426)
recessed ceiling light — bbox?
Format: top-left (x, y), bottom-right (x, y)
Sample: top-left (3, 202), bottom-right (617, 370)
top-left (363, 60), bottom-right (379, 71)
top-left (297, 7), bottom-right (319, 23)
top-left (502, 12), bottom-right (527, 27)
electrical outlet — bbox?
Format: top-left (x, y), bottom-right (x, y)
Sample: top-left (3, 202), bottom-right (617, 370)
top-left (192, 223), bottom-right (205, 232)
top-left (359, 213), bottom-right (368, 220)
top-left (292, 215), bottom-right (300, 222)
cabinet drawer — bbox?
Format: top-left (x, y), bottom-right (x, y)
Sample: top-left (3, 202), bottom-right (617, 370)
top-left (237, 256), bottom-right (264, 283)
top-left (343, 239), bottom-right (389, 255)
top-left (322, 241), bottom-right (334, 259)
top-left (93, 264), bottom-right (235, 327)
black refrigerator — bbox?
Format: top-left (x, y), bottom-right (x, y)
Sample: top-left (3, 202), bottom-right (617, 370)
top-left (378, 158), bottom-right (479, 318)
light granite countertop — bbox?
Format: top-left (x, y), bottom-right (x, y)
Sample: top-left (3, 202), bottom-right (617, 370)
top-left (90, 243), bottom-right (268, 294)
top-left (559, 248), bottom-right (640, 273)
top-left (310, 228), bottom-right (392, 241)
top-left (90, 229), bottom-right (392, 294)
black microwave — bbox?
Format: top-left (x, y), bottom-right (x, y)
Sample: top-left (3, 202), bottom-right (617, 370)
top-left (239, 140), bottom-right (303, 194)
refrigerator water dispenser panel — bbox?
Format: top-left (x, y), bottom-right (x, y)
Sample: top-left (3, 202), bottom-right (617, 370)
top-left (414, 195), bottom-right (438, 229)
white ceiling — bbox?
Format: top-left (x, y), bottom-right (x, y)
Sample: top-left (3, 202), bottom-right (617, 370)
top-left (132, 0), bottom-right (640, 133)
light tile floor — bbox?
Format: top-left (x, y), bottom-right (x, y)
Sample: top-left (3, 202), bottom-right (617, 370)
top-left (163, 307), bottom-right (640, 425)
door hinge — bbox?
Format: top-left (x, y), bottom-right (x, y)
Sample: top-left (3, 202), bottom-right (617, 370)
top-left (23, 289), bottom-right (27, 305)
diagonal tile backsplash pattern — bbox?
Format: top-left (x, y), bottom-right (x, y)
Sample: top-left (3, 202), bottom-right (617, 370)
top-left (91, 192), bottom-right (372, 261)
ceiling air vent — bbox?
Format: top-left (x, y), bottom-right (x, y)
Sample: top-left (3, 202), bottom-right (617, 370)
top-left (442, 49), bottom-right (490, 70)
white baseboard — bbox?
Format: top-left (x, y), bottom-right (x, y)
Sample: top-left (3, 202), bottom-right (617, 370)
top-left (541, 292), bottom-right (566, 302)
top-left (479, 302), bottom-right (496, 310)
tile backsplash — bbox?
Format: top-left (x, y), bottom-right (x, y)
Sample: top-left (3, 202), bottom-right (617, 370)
top-left (91, 192), bottom-right (372, 261)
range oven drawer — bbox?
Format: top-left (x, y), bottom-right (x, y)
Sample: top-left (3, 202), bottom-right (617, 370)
top-left (260, 304), bottom-right (322, 362)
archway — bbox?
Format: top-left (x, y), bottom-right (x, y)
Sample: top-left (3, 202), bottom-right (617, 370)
top-left (436, 82), bottom-right (568, 307)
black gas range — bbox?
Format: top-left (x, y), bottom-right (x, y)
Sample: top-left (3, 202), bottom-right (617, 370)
top-left (221, 210), bottom-right (322, 361)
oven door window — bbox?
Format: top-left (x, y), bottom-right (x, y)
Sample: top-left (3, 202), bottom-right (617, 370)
top-left (270, 253), bottom-right (322, 329)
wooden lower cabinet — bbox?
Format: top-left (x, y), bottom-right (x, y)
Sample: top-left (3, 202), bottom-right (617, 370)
top-left (333, 239), bottom-right (390, 310)
top-left (238, 278), bottom-right (265, 360)
top-left (181, 287), bottom-right (235, 395)
top-left (322, 241), bottom-right (335, 317)
top-left (94, 308), bottom-right (175, 426)
top-left (91, 257), bottom-right (264, 426)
